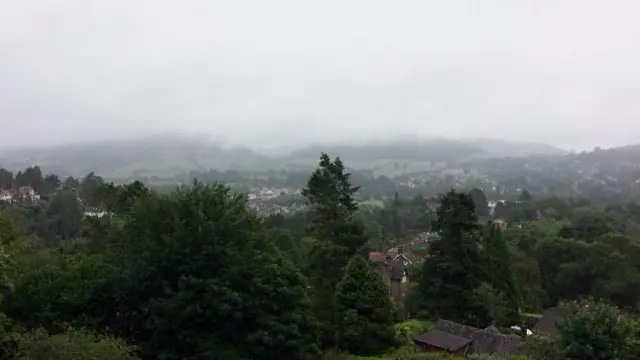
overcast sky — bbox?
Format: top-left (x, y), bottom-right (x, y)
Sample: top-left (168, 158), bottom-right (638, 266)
top-left (2, 1), bottom-right (640, 151)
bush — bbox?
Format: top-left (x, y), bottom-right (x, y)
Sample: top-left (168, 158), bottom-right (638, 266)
top-left (15, 328), bottom-right (139, 360)
top-left (394, 320), bottom-right (433, 345)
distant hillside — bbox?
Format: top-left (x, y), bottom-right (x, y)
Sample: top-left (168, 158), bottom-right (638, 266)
top-left (0, 134), bottom-right (271, 178)
top-left (463, 138), bottom-right (567, 157)
top-left (278, 137), bottom-right (566, 175)
top-left (0, 135), bottom-right (575, 179)
top-left (281, 139), bottom-right (486, 169)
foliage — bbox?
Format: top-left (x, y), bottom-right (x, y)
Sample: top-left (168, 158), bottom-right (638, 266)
top-left (4, 252), bottom-right (120, 333)
top-left (46, 190), bottom-right (84, 243)
top-left (482, 222), bottom-right (521, 324)
top-left (524, 335), bottom-right (562, 360)
top-left (556, 301), bottom-right (636, 360)
top-left (15, 328), bottom-right (138, 360)
top-left (417, 190), bottom-right (489, 327)
top-left (335, 255), bottom-right (397, 356)
top-left (469, 188), bottom-right (489, 217)
top-left (109, 183), bottom-right (320, 359)
top-left (302, 153), bottom-right (368, 347)
top-left (393, 320), bottom-right (433, 345)
top-left (6, 151), bottom-right (640, 359)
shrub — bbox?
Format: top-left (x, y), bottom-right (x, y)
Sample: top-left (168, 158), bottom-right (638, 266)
top-left (15, 328), bottom-right (138, 360)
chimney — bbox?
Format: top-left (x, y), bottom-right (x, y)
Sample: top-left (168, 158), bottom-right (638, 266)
top-left (397, 246), bottom-right (403, 255)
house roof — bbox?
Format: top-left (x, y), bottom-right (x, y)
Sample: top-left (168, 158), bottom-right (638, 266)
top-left (368, 252), bottom-right (386, 263)
top-left (413, 329), bottom-right (472, 352)
top-left (393, 253), bottom-right (412, 264)
top-left (533, 307), bottom-right (568, 336)
top-left (471, 328), bottom-right (523, 357)
top-left (390, 257), bottom-right (408, 281)
top-left (425, 319), bottom-right (523, 358)
top-left (484, 325), bottom-right (501, 334)
top-left (433, 319), bottom-right (480, 339)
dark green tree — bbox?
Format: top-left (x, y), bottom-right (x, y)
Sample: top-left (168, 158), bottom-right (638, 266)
top-left (13, 166), bottom-right (45, 193)
top-left (42, 174), bottom-right (61, 197)
top-left (62, 176), bottom-right (80, 191)
top-left (0, 169), bottom-right (13, 189)
top-left (558, 207), bottom-right (616, 242)
top-left (556, 300), bottom-right (636, 360)
top-left (335, 255), bottom-right (396, 356)
top-left (96, 181), bottom-right (151, 214)
top-left (46, 190), bottom-right (84, 242)
top-left (112, 184), bottom-right (320, 360)
top-left (4, 252), bottom-right (120, 333)
top-left (79, 172), bottom-right (104, 208)
top-left (482, 222), bottom-right (521, 325)
top-left (16, 328), bottom-right (139, 360)
top-left (494, 201), bottom-right (507, 219)
top-left (301, 153), bottom-right (368, 346)
top-left (418, 190), bottom-right (489, 327)
top-left (519, 189), bottom-right (532, 202)
top-left (470, 188), bottom-right (490, 217)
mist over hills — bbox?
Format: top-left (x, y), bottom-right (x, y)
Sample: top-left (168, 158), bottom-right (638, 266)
top-left (0, 133), bottom-right (587, 179)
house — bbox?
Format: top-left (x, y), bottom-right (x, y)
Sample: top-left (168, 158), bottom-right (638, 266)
top-left (495, 218), bottom-right (507, 230)
top-left (0, 189), bottom-right (12, 202)
top-left (368, 246), bottom-right (412, 302)
top-left (15, 186), bottom-right (40, 203)
top-left (413, 329), bottom-right (472, 355)
top-left (84, 210), bottom-right (109, 218)
top-left (413, 319), bottom-right (523, 358)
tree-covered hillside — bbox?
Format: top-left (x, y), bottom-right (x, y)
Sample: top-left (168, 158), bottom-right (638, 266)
top-left (1, 152), bottom-right (640, 359)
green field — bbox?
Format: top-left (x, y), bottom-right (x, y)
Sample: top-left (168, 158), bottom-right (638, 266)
top-left (360, 198), bottom-right (385, 207)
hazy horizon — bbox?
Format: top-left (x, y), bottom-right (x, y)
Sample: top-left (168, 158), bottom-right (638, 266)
top-left (2, 1), bottom-right (640, 151)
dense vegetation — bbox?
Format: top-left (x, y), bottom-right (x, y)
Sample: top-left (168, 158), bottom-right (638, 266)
top-left (1, 151), bottom-right (640, 359)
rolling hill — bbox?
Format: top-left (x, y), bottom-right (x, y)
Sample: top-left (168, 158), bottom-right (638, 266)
top-left (0, 134), bottom-right (569, 178)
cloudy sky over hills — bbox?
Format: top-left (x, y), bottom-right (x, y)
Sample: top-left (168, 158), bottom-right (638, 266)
top-left (1, 0), bottom-right (639, 150)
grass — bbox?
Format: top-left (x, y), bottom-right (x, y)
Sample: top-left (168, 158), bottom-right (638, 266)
top-left (360, 198), bottom-right (385, 207)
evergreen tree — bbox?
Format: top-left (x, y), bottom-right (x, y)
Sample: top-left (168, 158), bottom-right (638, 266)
top-left (79, 172), bottom-right (104, 208)
top-left (302, 153), bottom-right (368, 346)
top-left (46, 190), bottom-right (84, 242)
top-left (519, 189), bottom-right (532, 202)
top-left (0, 168), bottom-right (13, 190)
top-left (469, 188), bottom-right (489, 217)
top-left (335, 255), bottom-right (396, 356)
top-left (482, 222), bottom-right (521, 325)
top-left (42, 174), bottom-right (62, 197)
top-left (418, 190), bottom-right (489, 326)
top-left (494, 201), bottom-right (506, 218)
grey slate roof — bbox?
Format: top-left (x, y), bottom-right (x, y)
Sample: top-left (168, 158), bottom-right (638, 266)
top-left (417, 319), bottom-right (523, 358)
top-left (389, 256), bottom-right (409, 281)
top-left (413, 329), bottom-right (472, 352)
top-left (471, 328), bottom-right (523, 357)
top-left (433, 319), bottom-right (480, 339)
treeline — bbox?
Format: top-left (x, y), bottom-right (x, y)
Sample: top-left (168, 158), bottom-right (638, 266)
top-left (1, 155), bottom-right (640, 359)
top-left (0, 154), bottom-right (398, 359)
top-left (0, 166), bottom-right (104, 203)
